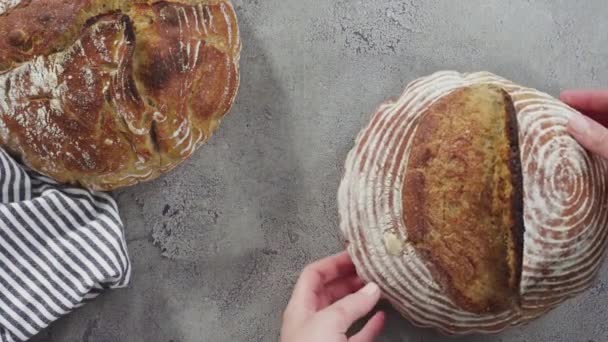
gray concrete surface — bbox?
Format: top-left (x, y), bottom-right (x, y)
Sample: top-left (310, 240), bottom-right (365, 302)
top-left (31, 0), bottom-right (608, 341)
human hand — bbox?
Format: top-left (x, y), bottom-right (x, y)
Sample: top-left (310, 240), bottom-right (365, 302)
top-left (281, 251), bottom-right (385, 342)
top-left (561, 90), bottom-right (608, 159)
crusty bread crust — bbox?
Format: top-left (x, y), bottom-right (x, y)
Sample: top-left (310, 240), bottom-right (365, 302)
top-left (0, 0), bottom-right (240, 190)
top-left (402, 84), bottom-right (524, 313)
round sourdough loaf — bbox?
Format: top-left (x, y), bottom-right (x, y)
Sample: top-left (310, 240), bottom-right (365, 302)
top-left (0, 0), bottom-right (240, 190)
top-left (338, 71), bottom-right (608, 334)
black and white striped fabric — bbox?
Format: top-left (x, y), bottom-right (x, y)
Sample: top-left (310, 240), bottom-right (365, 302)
top-left (0, 149), bottom-right (131, 341)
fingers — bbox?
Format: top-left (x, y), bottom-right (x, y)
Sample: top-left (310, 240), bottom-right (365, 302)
top-left (298, 251), bottom-right (356, 291)
top-left (561, 90), bottom-right (608, 114)
top-left (568, 111), bottom-right (608, 160)
top-left (349, 311), bottom-right (386, 342)
top-left (305, 251), bottom-right (356, 284)
top-left (290, 251), bottom-right (356, 304)
top-left (320, 282), bottom-right (382, 332)
top-left (324, 275), bottom-right (365, 306)
top-left (561, 90), bottom-right (608, 127)
top-left (560, 90), bottom-right (608, 157)
top-left (286, 251), bottom-right (357, 319)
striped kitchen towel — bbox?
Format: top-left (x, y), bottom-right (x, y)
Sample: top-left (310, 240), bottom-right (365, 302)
top-left (0, 149), bottom-right (131, 341)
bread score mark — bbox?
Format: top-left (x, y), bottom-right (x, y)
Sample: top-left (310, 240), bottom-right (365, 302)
top-left (402, 84), bottom-right (525, 314)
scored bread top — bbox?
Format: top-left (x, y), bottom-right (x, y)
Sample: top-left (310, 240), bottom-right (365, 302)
top-left (403, 84), bottom-right (525, 313)
top-left (0, 0), bottom-right (240, 190)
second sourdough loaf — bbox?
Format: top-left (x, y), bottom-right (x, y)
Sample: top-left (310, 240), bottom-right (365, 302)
top-left (0, 0), bottom-right (240, 190)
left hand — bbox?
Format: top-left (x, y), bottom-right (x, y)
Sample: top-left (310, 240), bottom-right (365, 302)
top-left (280, 251), bottom-right (385, 342)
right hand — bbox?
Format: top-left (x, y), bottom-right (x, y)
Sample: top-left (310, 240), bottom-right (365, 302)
top-left (561, 90), bottom-right (608, 159)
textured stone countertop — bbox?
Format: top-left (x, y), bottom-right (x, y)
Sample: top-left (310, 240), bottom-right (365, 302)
top-left (33, 1), bottom-right (608, 341)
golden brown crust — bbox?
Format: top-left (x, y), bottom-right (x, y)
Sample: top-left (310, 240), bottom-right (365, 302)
top-left (402, 84), bottom-right (524, 313)
top-left (0, 0), bottom-right (240, 190)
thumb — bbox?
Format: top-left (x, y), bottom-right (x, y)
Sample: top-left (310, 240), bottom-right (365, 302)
top-left (318, 282), bottom-right (382, 333)
top-left (568, 111), bottom-right (608, 160)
